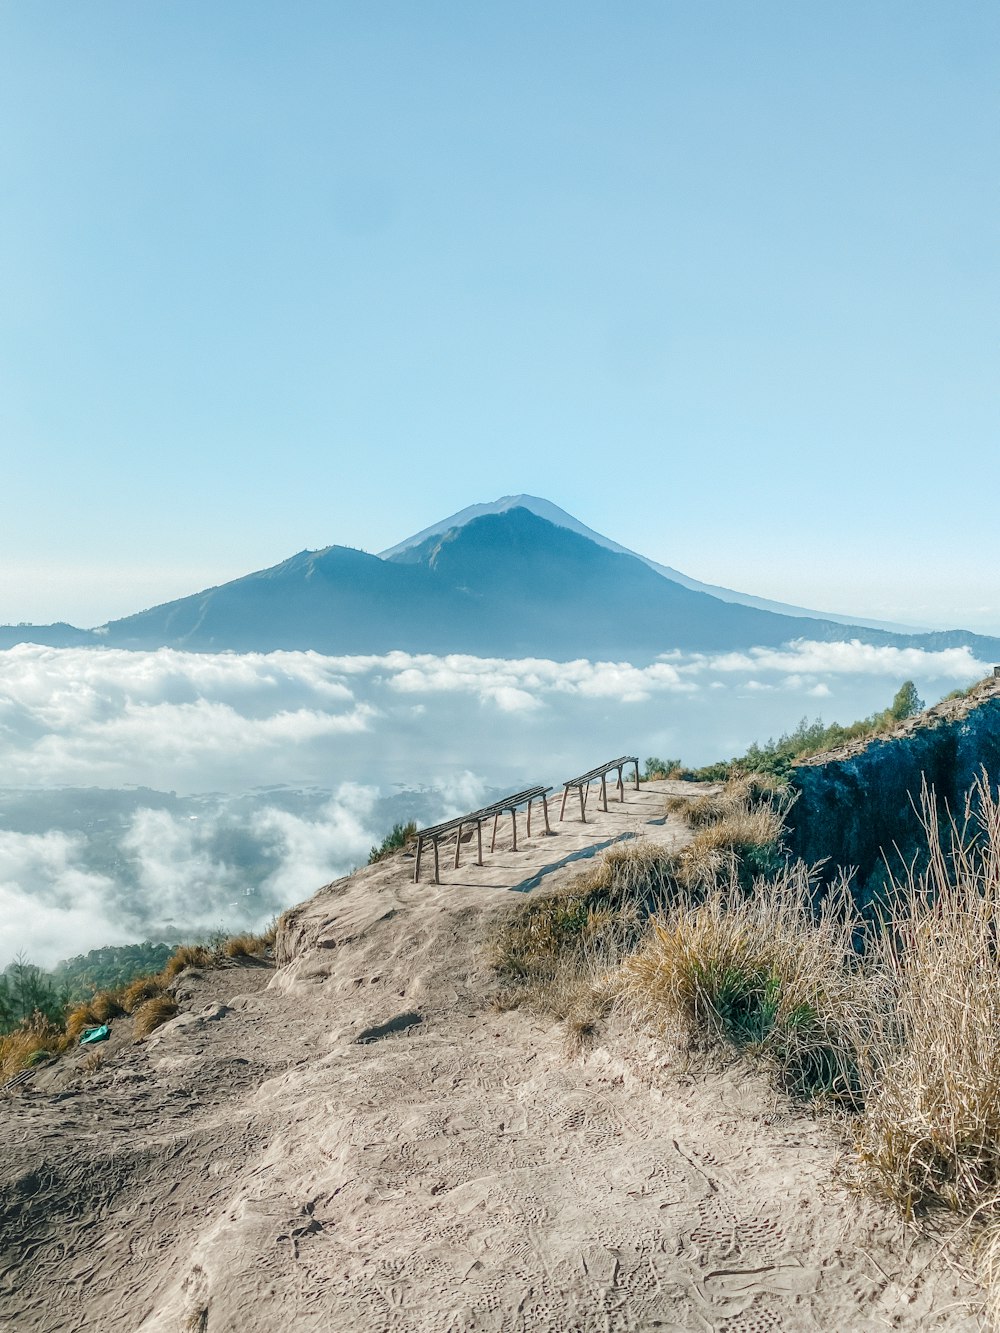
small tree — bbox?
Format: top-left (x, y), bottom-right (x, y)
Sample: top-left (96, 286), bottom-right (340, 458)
top-left (368, 820), bottom-right (417, 864)
top-left (889, 680), bottom-right (925, 722)
top-left (0, 956), bottom-right (67, 1033)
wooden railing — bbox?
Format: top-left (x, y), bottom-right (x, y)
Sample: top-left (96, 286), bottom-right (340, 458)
top-left (412, 786), bottom-right (552, 884)
top-left (559, 756), bottom-right (640, 823)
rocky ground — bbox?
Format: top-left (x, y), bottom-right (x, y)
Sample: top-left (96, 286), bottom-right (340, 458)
top-left (0, 781), bottom-right (986, 1331)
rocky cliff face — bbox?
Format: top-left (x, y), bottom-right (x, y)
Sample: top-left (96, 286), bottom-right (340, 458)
top-left (786, 675), bottom-right (1000, 910)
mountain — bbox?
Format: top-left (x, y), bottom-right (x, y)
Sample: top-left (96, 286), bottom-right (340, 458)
top-left (381, 494), bottom-right (923, 633)
top-left (2, 502), bottom-right (998, 661)
top-left (0, 622), bottom-right (98, 650)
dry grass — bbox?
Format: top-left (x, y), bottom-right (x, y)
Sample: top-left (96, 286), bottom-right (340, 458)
top-left (88, 989), bottom-right (127, 1022)
top-left (487, 839), bottom-right (679, 1051)
top-left (853, 776), bottom-right (1000, 1219)
top-left (133, 995), bottom-right (180, 1039)
top-left (65, 1001), bottom-right (108, 1041)
top-left (121, 975), bottom-right (165, 1012)
top-left (0, 1017), bottom-right (67, 1080)
top-left (489, 779), bottom-right (792, 1055)
top-left (2, 929), bottom-right (274, 1079)
top-left (161, 944), bottom-right (214, 980)
top-left (666, 773), bottom-right (790, 829)
top-left (221, 932), bottom-right (269, 959)
top-left (488, 839), bottom-right (678, 982)
top-left (621, 864), bottom-right (866, 1100)
top-left (670, 804), bottom-right (787, 895)
top-left (976, 1225), bottom-right (1000, 1329)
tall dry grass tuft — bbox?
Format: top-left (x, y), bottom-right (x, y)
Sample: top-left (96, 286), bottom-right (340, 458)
top-left (133, 995), bottom-right (180, 1039)
top-left (161, 944), bottom-right (214, 981)
top-left (121, 975), bottom-right (164, 1012)
top-left (221, 931), bottom-right (271, 959)
top-left (65, 1002), bottom-right (104, 1041)
top-left (0, 1014), bottom-right (67, 1080)
top-left (667, 773), bottom-right (790, 830)
top-left (490, 778), bottom-right (793, 1053)
top-left (622, 864), bottom-right (866, 1099)
top-left (88, 989), bottom-right (126, 1023)
top-left (854, 775), bottom-right (1000, 1218)
top-left (672, 801), bottom-right (787, 893)
top-left (487, 839), bottom-right (682, 1051)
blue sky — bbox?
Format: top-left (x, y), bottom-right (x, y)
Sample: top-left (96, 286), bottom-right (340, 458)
top-left (2, 2), bottom-right (997, 631)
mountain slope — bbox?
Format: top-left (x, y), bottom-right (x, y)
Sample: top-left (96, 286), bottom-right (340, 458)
top-left (380, 493), bottom-right (923, 633)
top-left (96, 507), bottom-right (926, 660)
top-left (3, 502), bottom-right (998, 661)
top-left (102, 546), bottom-right (473, 654)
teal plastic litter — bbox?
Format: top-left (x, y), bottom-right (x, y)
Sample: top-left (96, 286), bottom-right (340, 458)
top-left (80, 1024), bottom-right (111, 1045)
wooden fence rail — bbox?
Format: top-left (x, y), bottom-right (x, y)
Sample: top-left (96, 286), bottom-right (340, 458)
top-left (559, 755), bottom-right (640, 823)
top-left (412, 785), bottom-right (553, 884)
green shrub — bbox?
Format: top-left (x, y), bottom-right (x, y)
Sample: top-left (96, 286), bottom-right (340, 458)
top-left (368, 820), bottom-right (417, 864)
top-left (623, 867), bottom-right (865, 1101)
top-left (643, 757), bottom-right (681, 781)
top-left (684, 680), bottom-right (933, 783)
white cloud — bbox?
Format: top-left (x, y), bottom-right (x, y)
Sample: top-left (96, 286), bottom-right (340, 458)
top-left (690, 640), bottom-right (987, 681)
top-left (252, 784), bottom-right (379, 903)
top-left (0, 830), bottom-right (128, 967)
top-left (0, 640), bottom-right (990, 965)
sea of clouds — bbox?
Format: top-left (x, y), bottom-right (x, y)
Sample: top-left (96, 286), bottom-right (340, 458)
top-left (0, 641), bottom-right (986, 966)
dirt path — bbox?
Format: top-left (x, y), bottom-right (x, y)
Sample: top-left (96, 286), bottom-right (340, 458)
top-left (0, 782), bottom-right (985, 1331)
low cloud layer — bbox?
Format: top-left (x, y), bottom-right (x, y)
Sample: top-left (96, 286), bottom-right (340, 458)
top-left (1, 640), bottom-right (987, 965)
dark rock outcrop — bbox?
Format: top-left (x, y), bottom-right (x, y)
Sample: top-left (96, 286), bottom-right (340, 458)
top-left (786, 676), bottom-right (1000, 910)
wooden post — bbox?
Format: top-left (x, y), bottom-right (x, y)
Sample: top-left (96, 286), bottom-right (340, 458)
top-left (578, 785), bottom-right (586, 823)
top-left (559, 787), bottom-right (568, 821)
top-left (453, 822), bottom-right (463, 869)
top-left (413, 837), bottom-right (423, 883)
top-left (542, 793), bottom-right (551, 834)
top-left (526, 799), bottom-right (532, 839)
top-left (633, 759), bottom-right (640, 791)
top-left (491, 812), bottom-right (500, 853)
top-left (476, 820), bottom-right (483, 865)
top-left (617, 765), bottom-right (625, 802)
top-left (600, 774), bottom-right (608, 812)
top-left (432, 839), bottom-right (440, 885)
top-left (510, 808), bottom-right (517, 852)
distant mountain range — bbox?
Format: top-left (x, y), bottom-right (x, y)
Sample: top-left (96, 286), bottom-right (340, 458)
top-left (3, 497), bottom-right (999, 663)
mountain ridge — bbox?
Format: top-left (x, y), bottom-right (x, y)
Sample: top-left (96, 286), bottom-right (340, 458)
top-left (1, 501), bottom-right (997, 662)
top-left (380, 493), bottom-right (924, 634)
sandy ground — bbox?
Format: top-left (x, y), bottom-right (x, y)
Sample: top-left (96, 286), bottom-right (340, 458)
top-left (0, 780), bottom-right (986, 1331)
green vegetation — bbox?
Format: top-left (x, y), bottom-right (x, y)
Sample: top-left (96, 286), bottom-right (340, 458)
top-left (50, 942), bottom-right (180, 1002)
top-left (685, 679), bottom-right (930, 783)
top-left (643, 757), bottom-right (681, 780)
top-left (0, 956), bottom-right (67, 1032)
top-left (624, 867), bottom-right (864, 1101)
top-left (368, 819), bottom-right (417, 864)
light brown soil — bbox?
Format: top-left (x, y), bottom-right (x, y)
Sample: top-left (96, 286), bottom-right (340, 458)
top-left (0, 781), bottom-right (985, 1331)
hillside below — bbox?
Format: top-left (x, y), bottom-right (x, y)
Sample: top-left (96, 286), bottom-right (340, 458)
top-left (1, 782), bottom-right (980, 1331)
